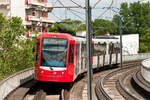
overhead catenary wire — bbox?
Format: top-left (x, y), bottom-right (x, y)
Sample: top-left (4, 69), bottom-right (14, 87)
top-left (92, 0), bottom-right (102, 8)
top-left (50, 0), bottom-right (135, 22)
top-left (51, 12), bottom-right (63, 21)
top-left (69, 0), bottom-right (85, 9)
top-left (51, 0), bottom-right (85, 21)
top-left (51, 0), bottom-right (84, 8)
top-left (96, 0), bottom-right (114, 19)
top-left (67, 8), bottom-right (85, 21)
top-left (50, 0), bottom-right (114, 21)
top-left (69, 8), bottom-right (85, 15)
top-left (57, 0), bottom-right (65, 7)
top-left (53, 0), bottom-right (58, 5)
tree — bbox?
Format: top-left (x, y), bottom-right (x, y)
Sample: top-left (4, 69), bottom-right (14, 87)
top-left (139, 32), bottom-right (150, 53)
top-left (49, 19), bottom-right (86, 35)
top-left (93, 19), bottom-right (117, 36)
top-left (111, 2), bottom-right (150, 52)
top-left (113, 2), bottom-right (150, 35)
top-left (61, 19), bottom-right (82, 30)
top-left (0, 13), bottom-right (35, 80)
top-left (49, 23), bottom-right (76, 35)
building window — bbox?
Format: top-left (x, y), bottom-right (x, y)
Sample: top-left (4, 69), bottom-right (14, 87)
top-left (33, 27), bottom-right (36, 32)
top-left (25, 16), bottom-right (29, 21)
top-left (26, 32), bottom-right (29, 38)
top-left (42, 13), bottom-right (45, 17)
top-left (33, 12), bottom-right (36, 16)
top-left (25, 0), bottom-right (28, 5)
top-left (42, 28), bottom-right (45, 33)
top-left (39, 28), bottom-right (41, 32)
top-left (37, 27), bottom-right (41, 32)
top-left (42, 0), bottom-right (45, 3)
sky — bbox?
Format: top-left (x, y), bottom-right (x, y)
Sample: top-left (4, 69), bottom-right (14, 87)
top-left (48, 0), bottom-right (150, 22)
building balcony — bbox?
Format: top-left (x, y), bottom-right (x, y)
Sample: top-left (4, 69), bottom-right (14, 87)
top-left (26, 0), bottom-right (53, 11)
top-left (25, 16), bottom-right (54, 27)
top-left (27, 0), bottom-right (44, 6)
top-left (0, 0), bottom-right (10, 9)
top-left (45, 3), bottom-right (52, 8)
top-left (40, 17), bottom-right (54, 23)
top-left (26, 15), bottom-right (40, 22)
top-left (0, 0), bottom-right (9, 5)
top-left (24, 21), bottom-right (32, 26)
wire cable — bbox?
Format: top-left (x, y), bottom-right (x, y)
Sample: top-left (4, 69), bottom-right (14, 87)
top-left (92, 0), bottom-right (102, 8)
top-left (67, 8), bottom-right (85, 21)
top-left (96, 0), bottom-right (114, 19)
top-left (69, 8), bottom-right (85, 15)
top-left (69, 0), bottom-right (84, 9)
top-left (51, 12), bottom-right (63, 21)
top-left (57, 0), bottom-right (65, 7)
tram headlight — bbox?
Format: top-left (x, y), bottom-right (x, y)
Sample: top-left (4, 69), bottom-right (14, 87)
top-left (41, 71), bottom-right (44, 74)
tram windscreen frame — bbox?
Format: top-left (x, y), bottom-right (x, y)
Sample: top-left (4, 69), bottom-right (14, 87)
top-left (41, 38), bottom-right (68, 67)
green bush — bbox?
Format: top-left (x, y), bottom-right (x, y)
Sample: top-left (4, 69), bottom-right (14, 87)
top-left (0, 13), bottom-right (35, 81)
top-left (139, 32), bottom-right (150, 53)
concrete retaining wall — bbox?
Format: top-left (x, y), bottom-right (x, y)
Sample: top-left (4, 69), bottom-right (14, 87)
top-left (0, 67), bottom-right (34, 100)
top-left (122, 53), bottom-right (150, 62)
top-left (141, 58), bottom-right (150, 83)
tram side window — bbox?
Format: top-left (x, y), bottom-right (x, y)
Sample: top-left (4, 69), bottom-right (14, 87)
top-left (36, 42), bottom-right (40, 61)
top-left (68, 44), bottom-right (74, 65)
top-left (75, 44), bottom-right (80, 56)
top-left (92, 44), bottom-right (94, 56)
top-left (81, 43), bottom-right (86, 57)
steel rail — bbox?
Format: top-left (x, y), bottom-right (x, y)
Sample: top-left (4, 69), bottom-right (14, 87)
top-left (96, 62), bottom-right (141, 100)
top-left (117, 68), bottom-right (139, 100)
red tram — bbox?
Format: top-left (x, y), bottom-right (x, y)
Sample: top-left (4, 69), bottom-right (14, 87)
top-left (34, 33), bottom-right (120, 83)
top-left (35, 33), bottom-right (88, 82)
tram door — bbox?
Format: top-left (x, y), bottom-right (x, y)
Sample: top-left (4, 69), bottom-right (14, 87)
top-left (74, 43), bottom-right (80, 78)
top-left (68, 44), bottom-right (75, 80)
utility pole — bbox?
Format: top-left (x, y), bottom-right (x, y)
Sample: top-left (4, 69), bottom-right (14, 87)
top-left (119, 17), bottom-right (123, 68)
top-left (85, 0), bottom-right (92, 100)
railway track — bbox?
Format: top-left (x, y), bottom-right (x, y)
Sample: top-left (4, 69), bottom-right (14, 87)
top-left (69, 66), bottom-right (117, 100)
top-left (4, 61), bottom-right (144, 100)
top-left (4, 65), bottom-right (118, 100)
top-left (24, 82), bottom-right (67, 100)
top-left (6, 81), bottom-right (65, 100)
top-left (95, 61), bottom-right (150, 100)
top-left (69, 61), bottom-right (141, 100)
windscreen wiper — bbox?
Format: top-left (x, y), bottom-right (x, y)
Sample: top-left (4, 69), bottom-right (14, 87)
top-left (49, 66), bottom-right (53, 70)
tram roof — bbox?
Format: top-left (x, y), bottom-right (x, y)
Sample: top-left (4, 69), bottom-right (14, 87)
top-left (38, 33), bottom-right (75, 40)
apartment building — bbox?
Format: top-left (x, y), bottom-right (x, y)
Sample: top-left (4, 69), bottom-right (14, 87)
top-left (0, 0), bottom-right (54, 37)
